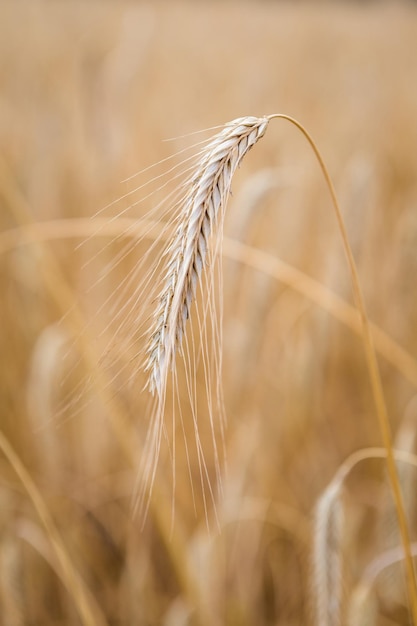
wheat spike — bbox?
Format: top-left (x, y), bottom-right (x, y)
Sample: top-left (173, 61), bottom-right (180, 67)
top-left (134, 117), bottom-right (269, 519)
top-left (145, 116), bottom-right (269, 399)
top-left (312, 481), bottom-right (345, 626)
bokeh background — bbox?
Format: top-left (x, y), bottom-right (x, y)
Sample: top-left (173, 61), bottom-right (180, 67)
top-left (1, 1), bottom-right (417, 624)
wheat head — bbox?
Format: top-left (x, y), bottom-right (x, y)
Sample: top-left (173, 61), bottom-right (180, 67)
top-left (144, 116), bottom-right (269, 399)
top-left (134, 116), bottom-right (269, 519)
top-left (312, 480), bottom-right (345, 626)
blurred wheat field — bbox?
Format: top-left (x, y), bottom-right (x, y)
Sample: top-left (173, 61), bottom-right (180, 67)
top-left (1, 1), bottom-right (417, 625)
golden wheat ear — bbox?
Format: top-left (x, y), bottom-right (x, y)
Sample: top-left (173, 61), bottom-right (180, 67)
top-left (134, 117), bottom-right (269, 520)
top-left (144, 116), bottom-right (269, 400)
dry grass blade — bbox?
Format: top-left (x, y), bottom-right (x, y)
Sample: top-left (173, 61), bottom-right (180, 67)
top-left (1, 218), bottom-right (417, 392)
top-left (0, 430), bottom-right (107, 626)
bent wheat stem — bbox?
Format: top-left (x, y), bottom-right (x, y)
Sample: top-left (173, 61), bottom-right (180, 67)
top-left (267, 114), bottom-right (417, 622)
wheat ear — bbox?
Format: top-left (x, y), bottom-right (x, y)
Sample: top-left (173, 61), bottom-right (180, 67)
top-left (144, 116), bottom-right (268, 399)
top-left (313, 480), bottom-right (346, 626)
top-left (135, 117), bottom-right (269, 521)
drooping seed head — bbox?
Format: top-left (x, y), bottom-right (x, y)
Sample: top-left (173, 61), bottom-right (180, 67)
top-left (145, 116), bottom-right (269, 398)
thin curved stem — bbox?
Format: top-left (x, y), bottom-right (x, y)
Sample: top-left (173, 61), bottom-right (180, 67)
top-left (0, 430), bottom-right (107, 626)
top-left (267, 113), bottom-right (417, 623)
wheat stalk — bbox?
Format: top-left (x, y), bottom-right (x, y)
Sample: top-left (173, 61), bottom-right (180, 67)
top-left (138, 117), bottom-right (417, 620)
top-left (144, 116), bottom-right (268, 399)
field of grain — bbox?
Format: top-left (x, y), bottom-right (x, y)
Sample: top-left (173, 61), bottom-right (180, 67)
top-left (1, 1), bottom-right (417, 625)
